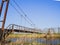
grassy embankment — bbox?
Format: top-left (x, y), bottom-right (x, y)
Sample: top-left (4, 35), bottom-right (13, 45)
top-left (7, 33), bottom-right (60, 38)
top-left (7, 33), bottom-right (45, 38)
top-left (5, 33), bottom-right (60, 45)
top-left (8, 42), bottom-right (47, 45)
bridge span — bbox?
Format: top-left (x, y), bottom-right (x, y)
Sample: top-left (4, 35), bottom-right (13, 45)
top-left (5, 24), bottom-right (42, 33)
top-left (0, 24), bottom-right (42, 39)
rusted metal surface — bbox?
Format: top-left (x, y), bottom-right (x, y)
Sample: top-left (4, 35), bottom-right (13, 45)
top-left (0, 0), bottom-right (4, 16)
top-left (6, 24), bottom-right (41, 33)
top-left (0, 0), bottom-right (9, 43)
top-left (1, 0), bottom-right (9, 31)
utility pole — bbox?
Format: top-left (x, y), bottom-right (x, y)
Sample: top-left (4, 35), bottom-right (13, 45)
top-left (0, 0), bottom-right (9, 42)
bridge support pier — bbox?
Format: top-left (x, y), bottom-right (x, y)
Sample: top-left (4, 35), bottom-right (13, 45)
top-left (0, 29), bottom-right (5, 45)
top-left (0, 30), bottom-right (3, 41)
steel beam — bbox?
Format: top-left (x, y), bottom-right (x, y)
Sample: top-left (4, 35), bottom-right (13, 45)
top-left (0, 0), bottom-right (4, 16)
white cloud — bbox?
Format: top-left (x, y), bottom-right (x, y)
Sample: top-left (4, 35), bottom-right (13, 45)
top-left (54, 0), bottom-right (60, 1)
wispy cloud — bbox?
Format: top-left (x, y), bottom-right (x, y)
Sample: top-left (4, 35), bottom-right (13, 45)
top-left (54, 0), bottom-right (60, 1)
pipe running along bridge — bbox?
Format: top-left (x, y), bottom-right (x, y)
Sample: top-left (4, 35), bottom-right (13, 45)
top-left (6, 24), bottom-right (41, 33)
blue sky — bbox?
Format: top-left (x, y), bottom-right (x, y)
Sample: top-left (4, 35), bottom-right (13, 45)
top-left (0, 0), bottom-right (60, 30)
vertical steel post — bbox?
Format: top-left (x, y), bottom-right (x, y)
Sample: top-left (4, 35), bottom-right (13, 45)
top-left (12, 24), bottom-right (14, 32)
top-left (1, 0), bottom-right (9, 31)
top-left (0, 0), bottom-right (4, 16)
top-left (0, 0), bottom-right (9, 42)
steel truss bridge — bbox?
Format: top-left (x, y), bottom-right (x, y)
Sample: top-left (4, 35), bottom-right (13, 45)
top-left (5, 24), bottom-right (41, 33)
top-left (0, 24), bottom-right (42, 40)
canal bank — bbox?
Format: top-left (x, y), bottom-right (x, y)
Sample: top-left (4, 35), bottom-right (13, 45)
top-left (7, 33), bottom-right (60, 38)
top-left (1, 33), bottom-right (59, 45)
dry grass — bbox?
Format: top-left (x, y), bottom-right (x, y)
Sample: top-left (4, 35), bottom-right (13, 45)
top-left (7, 33), bottom-right (60, 39)
top-left (3, 41), bottom-right (47, 45)
top-left (7, 33), bottom-right (45, 38)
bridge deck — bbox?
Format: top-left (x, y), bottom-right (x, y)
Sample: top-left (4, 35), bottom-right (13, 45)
top-left (0, 28), bottom-right (40, 33)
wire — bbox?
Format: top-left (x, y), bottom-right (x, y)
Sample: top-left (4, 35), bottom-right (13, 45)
top-left (12, 0), bottom-right (36, 27)
top-left (10, 3), bottom-right (33, 26)
top-left (10, 3), bottom-right (22, 16)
